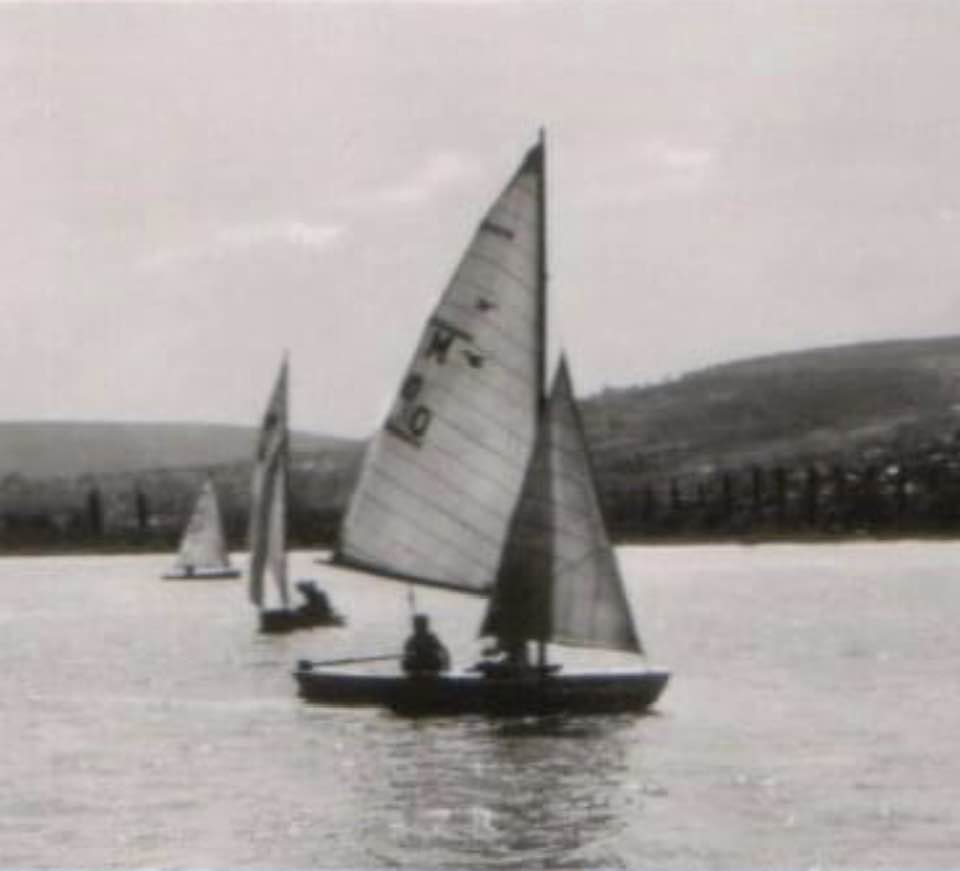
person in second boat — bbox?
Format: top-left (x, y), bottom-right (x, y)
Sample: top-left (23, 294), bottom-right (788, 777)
top-left (295, 580), bottom-right (335, 621)
top-left (402, 614), bottom-right (451, 675)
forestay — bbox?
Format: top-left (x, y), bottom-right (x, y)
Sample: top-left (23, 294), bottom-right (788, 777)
top-left (171, 478), bottom-right (233, 573)
top-left (481, 358), bottom-right (643, 653)
top-left (336, 144), bottom-right (545, 593)
top-left (248, 359), bottom-right (290, 608)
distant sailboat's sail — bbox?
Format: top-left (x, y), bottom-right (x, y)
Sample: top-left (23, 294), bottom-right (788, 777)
top-left (248, 359), bottom-right (289, 608)
top-left (170, 478), bottom-right (234, 574)
top-left (336, 143), bottom-right (545, 593)
top-left (481, 357), bottom-right (643, 653)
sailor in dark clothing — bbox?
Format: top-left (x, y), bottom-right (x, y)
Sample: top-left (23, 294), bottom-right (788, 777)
top-left (402, 614), bottom-right (451, 675)
top-left (474, 637), bottom-right (533, 677)
top-left (296, 580), bottom-right (334, 619)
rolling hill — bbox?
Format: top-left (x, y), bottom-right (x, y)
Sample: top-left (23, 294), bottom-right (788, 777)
top-left (4, 335), bottom-right (960, 544)
top-left (4, 335), bottom-right (960, 486)
top-left (0, 421), bottom-right (357, 480)
top-left (582, 335), bottom-right (960, 485)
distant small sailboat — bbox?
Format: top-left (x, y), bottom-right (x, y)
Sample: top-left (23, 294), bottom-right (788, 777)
top-left (248, 358), bottom-right (344, 633)
top-left (294, 132), bottom-right (669, 715)
top-left (162, 477), bottom-right (240, 580)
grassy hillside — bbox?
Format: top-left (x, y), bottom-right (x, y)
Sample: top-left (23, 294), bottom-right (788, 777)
top-left (5, 335), bottom-right (960, 548)
top-left (0, 421), bottom-right (356, 479)
top-left (583, 335), bottom-right (960, 485)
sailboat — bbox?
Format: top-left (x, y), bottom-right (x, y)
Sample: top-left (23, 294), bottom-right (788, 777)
top-left (294, 133), bottom-right (669, 714)
top-left (248, 358), bottom-right (344, 633)
top-left (162, 476), bottom-right (240, 580)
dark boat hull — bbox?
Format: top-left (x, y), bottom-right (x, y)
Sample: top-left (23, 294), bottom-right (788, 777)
top-left (259, 609), bottom-right (345, 634)
top-left (293, 665), bottom-right (670, 716)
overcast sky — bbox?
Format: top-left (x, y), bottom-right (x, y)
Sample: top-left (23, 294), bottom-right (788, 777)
top-left (2, 0), bottom-right (959, 436)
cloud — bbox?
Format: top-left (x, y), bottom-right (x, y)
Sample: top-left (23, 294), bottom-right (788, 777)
top-left (138, 220), bottom-right (344, 272)
top-left (343, 150), bottom-right (479, 210)
top-left (582, 141), bottom-right (717, 206)
top-left (217, 220), bottom-right (343, 251)
top-left (655, 144), bottom-right (715, 174)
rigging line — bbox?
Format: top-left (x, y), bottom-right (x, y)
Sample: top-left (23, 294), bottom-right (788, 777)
top-left (343, 530), bottom-right (492, 593)
top-left (387, 402), bottom-right (535, 482)
top-left (331, 550), bottom-right (491, 596)
top-left (410, 356), bottom-right (539, 414)
top-left (358, 467), bottom-right (506, 559)
top-left (487, 191), bottom-right (539, 225)
top-left (504, 512), bottom-right (598, 547)
top-left (380, 436), bottom-right (529, 520)
top-left (434, 323), bottom-right (540, 387)
top-left (554, 551), bottom-right (640, 651)
top-left (406, 356), bottom-right (535, 416)
top-left (412, 379), bottom-right (537, 450)
top-left (444, 242), bottom-right (537, 299)
top-left (365, 461), bottom-right (510, 552)
top-left (443, 286), bottom-right (538, 335)
top-left (407, 585), bottom-right (417, 619)
top-left (379, 396), bottom-right (535, 484)
top-left (436, 292), bottom-right (537, 349)
top-left (552, 544), bottom-right (624, 579)
top-left (463, 248), bottom-right (537, 289)
top-left (344, 532), bottom-right (446, 577)
top-left (474, 216), bottom-right (538, 253)
top-left (500, 174), bottom-right (539, 205)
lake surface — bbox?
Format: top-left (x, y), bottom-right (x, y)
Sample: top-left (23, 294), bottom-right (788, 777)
top-left (0, 541), bottom-right (957, 869)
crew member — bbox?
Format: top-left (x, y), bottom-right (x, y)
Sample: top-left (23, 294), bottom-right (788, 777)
top-left (402, 614), bottom-right (451, 675)
top-left (296, 580), bottom-right (334, 619)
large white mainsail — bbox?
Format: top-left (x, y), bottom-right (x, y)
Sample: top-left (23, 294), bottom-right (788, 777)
top-left (248, 359), bottom-right (290, 609)
top-left (165, 477), bottom-right (237, 578)
top-left (480, 357), bottom-right (643, 653)
top-left (335, 142), bottom-right (546, 593)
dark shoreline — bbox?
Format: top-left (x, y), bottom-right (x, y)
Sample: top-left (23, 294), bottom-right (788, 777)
top-left (3, 531), bottom-right (959, 559)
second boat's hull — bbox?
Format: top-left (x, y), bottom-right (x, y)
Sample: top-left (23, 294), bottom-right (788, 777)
top-left (259, 609), bottom-right (345, 634)
top-left (293, 664), bottom-right (670, 716)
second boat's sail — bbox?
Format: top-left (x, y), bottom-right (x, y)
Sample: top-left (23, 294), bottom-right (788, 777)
top-left (163, 477), bottom-right (239, 580)
top-left (335, 143), bottom-right (546, 593)
top-left (248, 359), bottom-right (290, 609)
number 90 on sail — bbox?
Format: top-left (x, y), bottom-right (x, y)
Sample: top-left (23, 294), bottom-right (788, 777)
top-left (385, 317), bottom-right (482, 449)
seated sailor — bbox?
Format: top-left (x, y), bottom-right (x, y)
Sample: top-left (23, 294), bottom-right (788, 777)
top-left (474, 637), bottom-right (537, 676)
top-left (402, 614), bottom-right (451, 675)
top-left (295, 580), bottom-right (334, 619)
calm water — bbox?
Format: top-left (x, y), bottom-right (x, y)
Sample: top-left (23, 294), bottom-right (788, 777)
top-left (0, 542), bottom-right (957, 869)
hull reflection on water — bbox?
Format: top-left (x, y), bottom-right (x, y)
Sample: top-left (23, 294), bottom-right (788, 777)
top-left (360, 715), bottom-right (654, 869)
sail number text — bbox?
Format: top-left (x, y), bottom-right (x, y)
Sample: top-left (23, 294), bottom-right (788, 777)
top-left (386, 318), bottom-right (481, 448)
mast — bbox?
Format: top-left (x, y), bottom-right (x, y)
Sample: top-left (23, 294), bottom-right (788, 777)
top-left (278, 350), bottom-right (290, 607)
top-left (535, 127), bottom-right (549, 669)
top-left (536, 126), bottom-right (548, 416)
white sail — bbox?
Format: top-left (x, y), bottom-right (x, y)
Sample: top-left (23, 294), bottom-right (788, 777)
top-left (481, 357), bottom-right (643, 653)
top-left (248, 359), bottom-right (290, 608)
top-left (168, 478), bottom-right (235, 576)
top-left (336, 143), bottom-right (545, 593)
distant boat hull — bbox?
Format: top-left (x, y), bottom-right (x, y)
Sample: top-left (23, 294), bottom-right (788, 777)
top-left (162, 568), bottom-right (240, 580)
top-left (259, 609), bottom-right (346, 634)
top-left (293, 664), bottom-right (670, 716)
